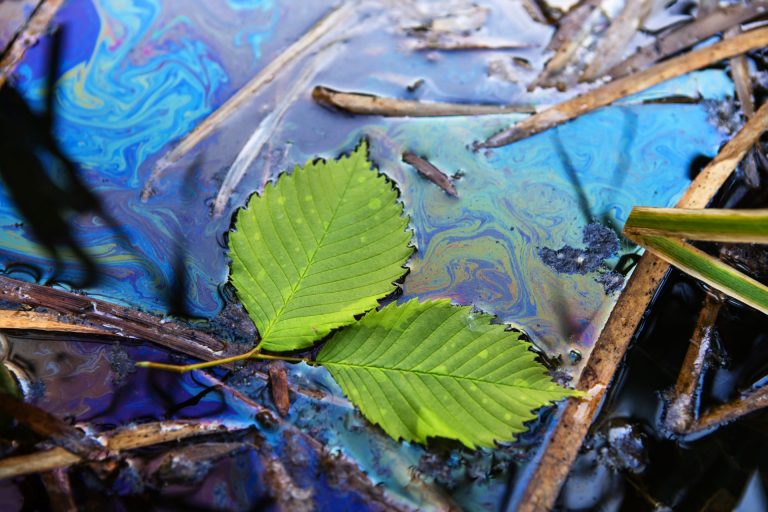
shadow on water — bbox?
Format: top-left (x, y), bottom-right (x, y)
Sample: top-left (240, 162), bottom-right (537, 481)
top-left (0, 26), bottom-right (194, 316)
top-left (0, 27), bottom-right (107, 287)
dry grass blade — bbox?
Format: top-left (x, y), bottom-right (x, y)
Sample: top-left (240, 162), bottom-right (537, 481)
top-left (313, 86), bottom-right (535, 116)
top-left (605, 3), bottom-right (768, 79)
top-left (0, 0), bottom-right (66, 88)
top-left (141, 2), bottom-right (357, 200)
top-left (480, 27), bottom-right (768, 148)
top-left (0, 420), bottom-right (246, 480)
top-left (624, 207), bottom-right (768, 243)
top-left (409, 37), bottom-right (532, 51)
top-left (629, 235), bottom-right (768, 316)
top-left (516, 98), bottom-right (768, 512)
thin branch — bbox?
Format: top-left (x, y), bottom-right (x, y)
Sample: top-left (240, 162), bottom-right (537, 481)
top-left (141, 2), bottom-right (358, 200)
top-left (0, 0), bottom-right (66, 88)
top-left (664, 295), bottom-right (722, 433)
top-left (0, 394), bottom-right (105, 458)
top-left (480, 27), bottom-right (768, 148)
top-left (692, 384), bottom-right (768, 432)
top-left (515, 98), bottom-right (768, 512)
top-left (313, 86), bottom-right (535, 116)
top-left (0, 420), bottom-right (247, 480)
top-left (0, 275), bottom-right (229, 361)
top-left (605, 2), bottom-right (768, 79)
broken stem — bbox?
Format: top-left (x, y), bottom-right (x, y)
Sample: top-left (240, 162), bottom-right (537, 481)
top-left (136, 349), bottom-right (309, 373)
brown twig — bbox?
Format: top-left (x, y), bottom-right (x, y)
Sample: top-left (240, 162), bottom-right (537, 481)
top-left (402, 152), bottom-right (458, 196)
top-left (141, 3), bottom-right (358, 200)
top-left (664, 294), bottom-right (722, 433)
top-left (579, 0), bottom-right (653, 82)
top-left (0, 275), bottom-right (229, 361)
top-left (692, 384), bottom-right (768, 432)
top-left (516, 99), bottom-right (768, 512)
top-left (313, 86), bottom-right (535, 117)
top-left (0, 0), bottom-right (66, 88)
top-left (605, 3), bottom-right (768, 79)
top-left (0, 420), bottom-right (246, 479)
top-left (0, 394), bottom-right (105, 458)
top-left (480, 27), bottom-right (768, 148)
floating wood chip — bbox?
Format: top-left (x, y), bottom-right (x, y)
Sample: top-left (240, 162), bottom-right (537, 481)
top-left (268, 361), bottom-right (291, 417)
top-left (402, 152), bottom-right (458, 197)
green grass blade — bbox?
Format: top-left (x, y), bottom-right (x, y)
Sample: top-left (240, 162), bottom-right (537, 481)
top-left (318, 299), bottom-right (578, 448)
top-left (634, 235), bottom-right (768, 315)
top-left (229, 141), bottom-right (413, 351)
top-left (625, 207), bottom-right (768, 243)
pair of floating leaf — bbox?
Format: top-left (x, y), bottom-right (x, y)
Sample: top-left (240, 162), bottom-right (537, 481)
top-left (228, 141), bottom-right (575, 448)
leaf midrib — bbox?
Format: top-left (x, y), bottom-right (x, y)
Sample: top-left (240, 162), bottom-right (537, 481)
top-left (262, 164), bottom-right (356, 340)
top-left (321, 360), bottom-right (557, 392)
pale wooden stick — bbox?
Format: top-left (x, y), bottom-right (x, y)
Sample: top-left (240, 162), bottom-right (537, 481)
top-left (516, 99), bottom-right (768, 512)
top-left (141, 3), bottom-right (357, 200)
top-left (0, 310), bottom-right (104, 334)
top-left (480, 27), bottom-right (768, 149)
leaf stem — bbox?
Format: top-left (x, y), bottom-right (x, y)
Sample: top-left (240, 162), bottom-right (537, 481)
top-left (135, 348), bottom-right (311, 373)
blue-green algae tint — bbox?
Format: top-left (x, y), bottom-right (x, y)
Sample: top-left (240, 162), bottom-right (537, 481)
top-left (0, 0), bottom-right (730, 510)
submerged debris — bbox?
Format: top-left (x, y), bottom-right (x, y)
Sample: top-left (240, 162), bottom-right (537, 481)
top-left (539, 222), bottom-right (619, 275)
top-left (108, 344), bottom-right (135, 386)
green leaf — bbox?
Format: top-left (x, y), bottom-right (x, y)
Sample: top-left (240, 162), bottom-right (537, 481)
top-left (317, 299), bottom-right (577, 448)
top-left (229, 141), bottom-right (413, 351)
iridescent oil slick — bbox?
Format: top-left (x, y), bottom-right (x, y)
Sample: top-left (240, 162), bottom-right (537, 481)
top-left (0, 0), bottom-right (732, 510)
